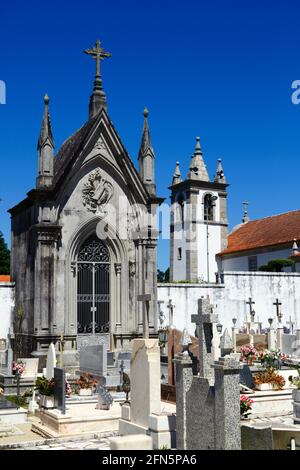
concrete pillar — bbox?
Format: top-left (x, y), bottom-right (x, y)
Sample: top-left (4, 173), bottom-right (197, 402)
top-left (173, 352), bottom-right (193, 450)
top-left (212, 354), bottom-right (242, 450)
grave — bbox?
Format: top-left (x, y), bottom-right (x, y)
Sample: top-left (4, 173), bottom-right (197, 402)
top-left (119, 300), bottom-right (176, 449)
top-left (175, 297), bottom-right (242, 450)
top-left (79, 344), bottom-right (121, 388)
top-left (0, 395), bottom-right (27, 425)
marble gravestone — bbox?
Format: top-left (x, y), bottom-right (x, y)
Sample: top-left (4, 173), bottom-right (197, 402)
top-left (46, 343), bottom-right (57, 379)
top-left (79, 345), bottom-right (107, 377)
top-left (17, 358), bottom-right (39, 379)
top-left (54, 367), bottom-right (66, 415)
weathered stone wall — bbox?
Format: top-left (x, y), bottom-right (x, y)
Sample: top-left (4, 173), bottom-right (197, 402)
top-left (158, 271), bottom-right (300, 336)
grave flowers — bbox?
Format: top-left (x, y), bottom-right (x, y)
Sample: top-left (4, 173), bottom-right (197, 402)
top-left (35, 376), bottom-right (55, 408)
top-left (257, 349), bottom-right (287, 369)
top-left (12, 360), bottom-right (26, 376)
top-left (240, 344), bottom-right (257, 365)
top-left (240, 395), bottom-right (254, 419)
top-left (65, 380), bottom-right (72, 397)
top-left (76, 372), bottom-right (97, 396)
top-left (253, 368), bottom-right (285, 391)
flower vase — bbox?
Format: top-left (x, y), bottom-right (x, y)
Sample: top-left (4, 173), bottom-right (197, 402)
top-left (40, 395), bottom-right (54, 409)
top-left (78, 388), bottom-right (92, 396)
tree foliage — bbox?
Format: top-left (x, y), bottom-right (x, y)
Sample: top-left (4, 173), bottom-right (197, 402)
top-left (0, 231), bottom-right (10, 275)
top-left (157, 268), bottom-right (170, 283)
top-left (258, 258), bottom-right (295, 272)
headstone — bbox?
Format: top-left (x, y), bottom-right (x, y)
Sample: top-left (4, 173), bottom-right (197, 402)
top-left (107, 352), bottom-right (115, 367)
top-left (240, 364), bottom-right (254, 389)
top-left (220, 328), bottom-right (234, 356)
top-left (17, 358), bottom-right (39, 379)
top-left (79, 344), bottom-right (107, 377)
top-left (95, 385), bottom-right (113, 410)
top-left (241, 425), bottom-right (273, 450)
top-left (46, 343), bottom-right (57, 379)
top-left (281, 334), bottom-right (297, 356)
top-left (53, 367), bottom-right (65, 414)
top-left (130, 339), bottom-right (161, 428)
top-left (116, 352), bottom-right (131, 372)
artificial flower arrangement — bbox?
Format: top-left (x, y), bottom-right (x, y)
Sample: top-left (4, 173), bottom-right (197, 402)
top-left (253, 367), bottom-right (285, 390)
top-left (65, 380), bottom-right (72, 397)
top-left (240, 395), bottom-right (254, 418)
top-left (35, 376), bottom-right (55, 396)
top-left (256, 349), bottom-right (288, 369)
top-left (12, 361), bottom-right (26, 376)
top-left (76, 372), bottom-right (97, 390)
top-left (240, 344), bottom-right (257, 365)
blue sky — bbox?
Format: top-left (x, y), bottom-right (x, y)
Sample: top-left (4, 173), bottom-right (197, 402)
top-left (0, 0), bottom-right (299, 270)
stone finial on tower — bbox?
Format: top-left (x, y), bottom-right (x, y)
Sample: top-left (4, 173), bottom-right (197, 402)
top-left (172, 162), bottom-right (182, 185)
top-left (187, 137), bottom-right (210, 181)
top-left (214, 158), bottom-right (226, 183)
top-left (84, 39), bottom-right (112, 119)
top-left (242, 201), bottom-right (250, 224)
top-left (138, 107), bottom-right (156, 196)
top-left (292, 239), bottom-right (299, 255)
top-left (36, 94), bottom-right (55, 189)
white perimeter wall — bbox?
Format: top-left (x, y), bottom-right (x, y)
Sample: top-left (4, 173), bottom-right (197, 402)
top-left (221, 248), bottom-right (294, 272)
top-left (158, 271), bottom-right (300, 337)
top-left (0, 282), bottom-right (14, 339)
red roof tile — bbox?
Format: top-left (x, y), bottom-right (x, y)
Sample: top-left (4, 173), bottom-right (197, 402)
top-left (0, 275), bottom-right (11, 282)
top-left (219, 210), bottom-right (300, 256)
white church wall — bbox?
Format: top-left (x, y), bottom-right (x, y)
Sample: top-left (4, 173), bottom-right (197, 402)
top-left (172, 223), bottom-right (187, 281)
top-left (221, 247), bottom-right (293, 272)
top-left (157, 271), bottom-right (300, 337)
top-left (197, 223), bottom-right (221, 282)
top-left (0, 281), bottom-right (14, 340)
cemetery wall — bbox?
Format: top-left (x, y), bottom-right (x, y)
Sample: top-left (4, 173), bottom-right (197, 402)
top-left (0, 280), bottom-right (14, 339)
top-left (158, 271), bottom-right (300, 336)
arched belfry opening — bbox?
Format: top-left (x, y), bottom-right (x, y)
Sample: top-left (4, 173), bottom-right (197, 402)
top-left (76, 235), bottom-right (110, 337)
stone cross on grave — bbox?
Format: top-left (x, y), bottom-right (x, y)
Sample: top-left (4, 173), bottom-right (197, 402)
top-left (167, 299), bottom-right (175, 328)
top-left (191, 297), bottom-right (219, 384)
top-left (273, 298), bottom-right (283, 324)
top-left (137, 291), bottom-right (152, 339)
top-left (246, 297), bottom-right (255, 318)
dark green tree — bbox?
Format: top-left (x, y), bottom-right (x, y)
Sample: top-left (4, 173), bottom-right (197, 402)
top-left (0, 231), bottom-right (10, 275)
top-left (258, 258), bottom-right (295, 272)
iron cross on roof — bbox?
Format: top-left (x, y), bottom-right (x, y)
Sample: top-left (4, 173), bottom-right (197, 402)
top-left (84, 40), bottom-right (112, 83)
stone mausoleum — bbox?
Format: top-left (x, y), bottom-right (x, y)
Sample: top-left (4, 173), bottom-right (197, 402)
top-left (8, 41), bottom-right (163, 369)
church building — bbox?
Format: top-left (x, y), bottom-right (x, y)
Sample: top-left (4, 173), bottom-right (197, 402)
top-left (8, 41), bottom-right (163, 369)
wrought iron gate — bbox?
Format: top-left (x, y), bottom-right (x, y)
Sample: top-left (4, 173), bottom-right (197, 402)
top-left (77, 236), bottom-right (110, 335)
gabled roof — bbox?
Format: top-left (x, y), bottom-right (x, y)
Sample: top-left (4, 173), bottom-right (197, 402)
top-left (219, 209), bottom-right (300, 257)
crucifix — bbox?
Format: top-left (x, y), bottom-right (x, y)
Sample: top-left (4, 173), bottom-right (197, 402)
top-left (84, 40), bottom-right (112, 88)
top-left (191, 297), bottom-right (219, 384)
top-left (273, 298), bottom-right (282, 323)
top-left (167, 299), bottom-right (175, 328)
top-left (246, 297), bottom-right (255, 319)
top-left (137, 291), bottom-right (152, 339)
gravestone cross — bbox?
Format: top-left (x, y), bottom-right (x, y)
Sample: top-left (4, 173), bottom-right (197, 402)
top-left (191, 297), bottom-right (219, 384)
top-left (246, 297), bottom-right (255, 318)
top-left (167, 299), bottom-right (175, 327)
top-left (273, 299), bottom-right (282, 322)
top-left (137, 293), bottom-right (152, 339)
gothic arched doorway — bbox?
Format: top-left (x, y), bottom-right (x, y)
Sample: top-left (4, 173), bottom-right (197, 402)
top-left (77, 235), bottom-right (110, 337)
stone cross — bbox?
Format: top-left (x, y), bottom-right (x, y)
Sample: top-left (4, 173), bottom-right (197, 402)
top-left (137, 293), bottom-right (152, 339)
top-left (84, 40), bottom-right (112, 83)
top-left (167, 299), bottom-right (175, 327)
top-left (273, 298), bottom-right (282, 320)
top-left (246, 297), bottom-right (255, 318)
top-left (287, 316), bottom-right (295, 334)
top-left (191, 297), bottom-right (219, 384)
